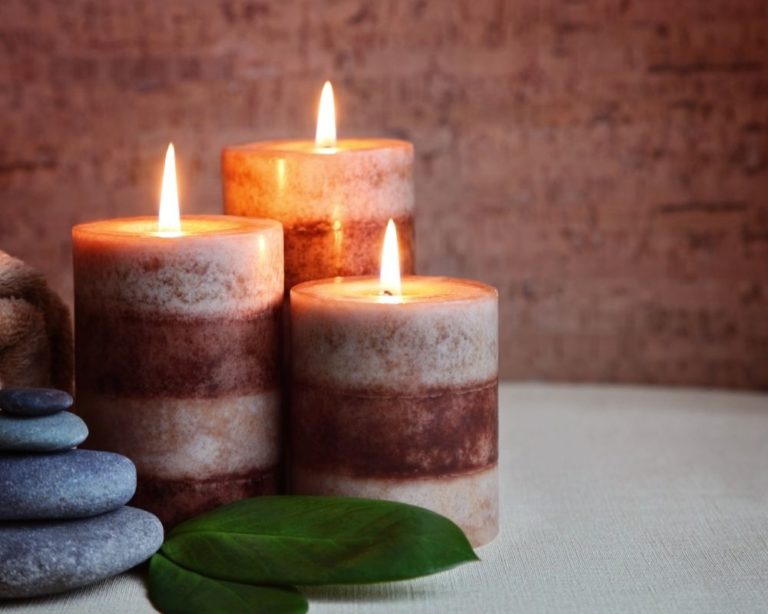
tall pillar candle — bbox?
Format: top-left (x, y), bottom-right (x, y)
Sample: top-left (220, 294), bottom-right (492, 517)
top-left (73, 216), bottom-right (283, 526)
top-left (290, 275), bottom-right (499, 547)
top-left (221, 83), bottom-right (414, 292)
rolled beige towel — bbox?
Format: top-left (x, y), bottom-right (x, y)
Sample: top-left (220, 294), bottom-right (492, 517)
top-left (0, 251), bottom-right (73, 393)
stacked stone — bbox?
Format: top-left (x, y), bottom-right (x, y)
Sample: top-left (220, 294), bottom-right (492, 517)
top-left (0, 388), bottom-right (163, 599)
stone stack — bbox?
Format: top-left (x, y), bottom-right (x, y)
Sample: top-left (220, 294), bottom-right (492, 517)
top-left (0, 388), bottom-right (163, 599)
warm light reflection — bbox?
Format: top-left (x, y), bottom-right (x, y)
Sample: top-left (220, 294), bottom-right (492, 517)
top-left (332, 205), bottom-right (343, 274)
top-left (315, 81), bottom-right (337, 149)
top-left (258, 235), bottom-right (266, 258)
top-left (158, 143), bottom-right (181, 236)
top-left (276, 158), bottom-right (287, 194)
top-left (379, 218), bottom-right (401, 302)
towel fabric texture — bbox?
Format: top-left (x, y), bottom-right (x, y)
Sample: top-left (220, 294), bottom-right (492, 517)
top-left (0, 251), bottom-right (73, 393)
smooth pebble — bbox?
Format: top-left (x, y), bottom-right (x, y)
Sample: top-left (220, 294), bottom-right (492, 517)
top-left (0, 388), bottom-right (73, 417)
top-left (0, 450), bottom-right (137, 520)
top-left (0, 411), bottom-right (87, 452)
top-left (0, 506), bottom-right (163, 599)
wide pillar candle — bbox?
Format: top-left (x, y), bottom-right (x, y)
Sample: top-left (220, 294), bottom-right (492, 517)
top-left (72, 216), bottom-right (283, 526)
top-left (290, 276), bottom-right (499, 547)
top-left (221, 139), bottom-right (414, 292)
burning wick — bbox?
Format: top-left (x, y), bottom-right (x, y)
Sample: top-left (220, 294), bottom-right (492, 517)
top-left (379, 219), bottom-right (401, 302)
top-left (315, 81), bottom-right (337, 150)
top-left (157, 143), bottom-right (181, 237)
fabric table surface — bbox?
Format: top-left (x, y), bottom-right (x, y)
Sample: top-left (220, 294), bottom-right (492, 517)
top-left (2, 383), bottom-right (767, 613)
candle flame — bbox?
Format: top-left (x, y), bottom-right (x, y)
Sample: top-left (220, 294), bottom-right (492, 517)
top-left (158, 143), bottom-right (181, 236)
top-left (379, 219), bottom-right (401, 301)
top-left (315, 81), bottom-right (336, 149)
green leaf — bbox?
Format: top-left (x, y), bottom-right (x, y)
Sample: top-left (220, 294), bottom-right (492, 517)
top-left (148, 553), bottom-right (308, 614)
top-left (162, 496), bottom-right (478, 586)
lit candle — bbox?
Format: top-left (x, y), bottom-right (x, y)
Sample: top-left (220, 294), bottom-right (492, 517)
top-left (72, 144), bottom-right (284, 526)
top-left (221, 81), bottom-right (414, 292)
top-left (289, 220), bottom-right (499, 547)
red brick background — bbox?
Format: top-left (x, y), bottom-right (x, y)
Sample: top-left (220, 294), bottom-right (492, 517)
top-left (1, 1), bottom-right (767, 388)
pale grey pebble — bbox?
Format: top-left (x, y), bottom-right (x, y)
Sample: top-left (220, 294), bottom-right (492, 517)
top-left (0, 506), bottom-right (163, 599)
top-left (0, 450), bottom-right (137, 520)
top-left (0, 388), bottom-right (73, 417)
top-left (0, 411), bottom-right (87, 452)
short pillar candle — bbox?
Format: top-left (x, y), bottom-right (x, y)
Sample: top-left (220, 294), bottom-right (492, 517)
top-left (290, 275), bottom-right (499, 547)
top-left (72, 216), bottom-right (284, 526)
top-left (221, 82), bottom-right (414, 292)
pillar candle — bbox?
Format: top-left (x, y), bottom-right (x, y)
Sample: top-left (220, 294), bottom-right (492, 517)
top-left (290, 272), bottom-right (499, 547)
top-left (72, 146), bottom-right (286, 525)
top-left (73, 214), bottom-right (283, 527)
top-left (221, 82), bottom-right (414, 292)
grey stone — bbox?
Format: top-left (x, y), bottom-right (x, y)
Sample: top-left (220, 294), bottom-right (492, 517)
top-left (0, 411), bottom-right (87, 452)
top-left (0, 388), bottom-right (73, 417)
top-left (0, 450), bottom-right (137, 520)
top-left (0, 506), bottom-right (163, 599)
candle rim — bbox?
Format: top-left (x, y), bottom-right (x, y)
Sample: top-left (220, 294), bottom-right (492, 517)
top-left (292, 275), bottom-right (498, 305)
top-left (225, 137), bottom-right (413, 156)
top-left (72, 215), bottom-right (281, 239)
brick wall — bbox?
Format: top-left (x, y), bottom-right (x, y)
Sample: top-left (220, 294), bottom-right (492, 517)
top-left (1, 0), bottom-right (767, 388)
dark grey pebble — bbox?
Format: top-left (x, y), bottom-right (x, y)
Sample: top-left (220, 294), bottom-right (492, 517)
top-left (0, 450), bottom-right (137, 520)
top-left (0, 388), bottom-right (73, 416)
top-left (0, 506), bottom-right (163, 599)
top-left (0, 411), bottom-right (87, 452)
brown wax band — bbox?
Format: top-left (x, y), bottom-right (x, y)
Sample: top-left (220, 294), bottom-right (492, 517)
top-left (132, 467), bottom-right (279, 527)
top-left (291, 376), bottom-right (498, 398)
top-left (283, 215), bottom-right (415, 290)
top-left (76, 307), bottom-right (281, 397)
top-left (291, 381), bottom-right (498, 477)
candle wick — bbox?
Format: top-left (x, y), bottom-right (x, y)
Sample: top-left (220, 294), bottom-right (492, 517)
top-left (381, 290), bottom-right (393, 296)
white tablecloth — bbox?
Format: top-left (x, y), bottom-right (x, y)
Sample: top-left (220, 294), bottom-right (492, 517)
top-left (2, 383), bottom-right (768, 613)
